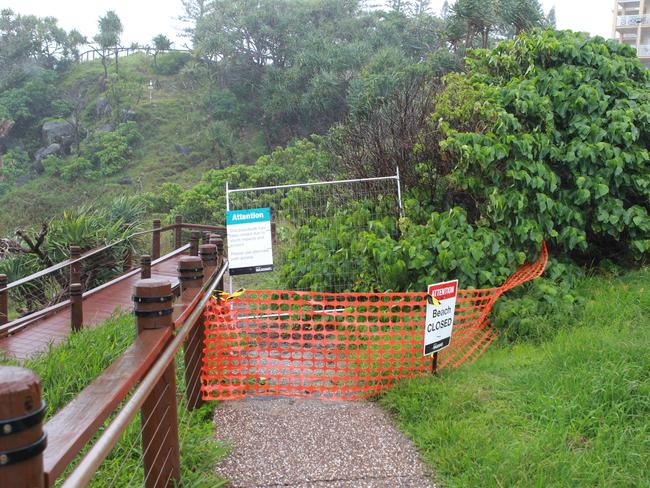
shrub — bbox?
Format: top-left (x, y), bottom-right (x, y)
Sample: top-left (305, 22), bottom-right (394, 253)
top-left (155, 52), bottom-right (191, 75)
top-left (0, 147), bottom-right (31, 181)
top-left (428, 30), bottom-right (650, 265)
top-left (283, 201), bottom-right (544, 292)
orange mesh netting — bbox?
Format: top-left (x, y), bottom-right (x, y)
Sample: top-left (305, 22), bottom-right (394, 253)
top-left (202, 242), bottom-right (548, 400)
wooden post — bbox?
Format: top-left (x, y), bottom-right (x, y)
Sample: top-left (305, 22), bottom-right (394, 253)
top-left (189, 231), bottom-right (200, 257)
top-left (70, 284), bottom-right (83, 332)
top-left (69, 246), bottom-right (81, 286)
top-left (214, 237), bottom-right (224, 266)
top-left (140, 255), bottom-right (152, 280)
top-left (133, 280), bottom-right (180, 488)
top-left (177, 256), bottom-right (203, 304)
top-left (152, 219), bottom-right (161, 260)
top-left (202, 231), bottom-right (210, 245)
top-left (123, 245), bottom-right (133, 273)
top-left (0, 366), bottom-right (46, 488)
top-left (199, 244), bottom-right (217, 281)
top-left (0, 275), bottom-right (7, 326)
top-left (177, 257), bottom-right (206, 410)
top-left (174, 215), bottom-right (183, 249)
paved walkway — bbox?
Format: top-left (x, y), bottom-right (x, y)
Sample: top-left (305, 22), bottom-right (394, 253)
top-left (0, 253), bottom-right (184, 359)
top-left (214, 398), bottom-right (436, 488)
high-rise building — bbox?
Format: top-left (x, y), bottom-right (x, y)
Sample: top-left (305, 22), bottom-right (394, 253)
top-left (613, 0), bottom-right (650, 68)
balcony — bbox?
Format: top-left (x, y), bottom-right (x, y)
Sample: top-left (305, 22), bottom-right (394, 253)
top-left (638, 45), bottom-right (650, 57)
top-left (617, 14), bottom-right (650, 26)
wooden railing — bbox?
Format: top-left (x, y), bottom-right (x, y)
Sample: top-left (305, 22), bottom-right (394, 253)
top-left (0, 216), bottom-right (225, 338)
top-left (0, 239), bottom-right (228, 487)
top-left (77, 47), bottom-right (192, 63)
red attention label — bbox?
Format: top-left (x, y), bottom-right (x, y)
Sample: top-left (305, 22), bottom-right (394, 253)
top-left (428, 281), bottom-right (458, 301)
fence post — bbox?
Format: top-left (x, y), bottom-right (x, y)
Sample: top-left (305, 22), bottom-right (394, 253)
top-left (140, 255), bottom-right (152, 280)
top-left (202, 231), bottom-right (210, 245)
top-left (70, 284), bottom-right (83, 332)
top-left (152, 219), bottom-right (161, 260)
top-left (177, 257), bottom-right (206, 410)
top-left (215, 237), bottom-right (224, 267)
top-left (69, 246), bottom-right (81, 286)
top-left (123, 245), bottom-right (133, 273)
top-left (189, 231), bottom-right (200, 257)
top-left (199, 244), bottom-right (217, 281)
top-left (174, 215), bottom-right (183, 249)
top-left (0, 275), bottom-right (7, 326)
top-left (133, 279), bottom-right (180, 488)
top-left (0, 366), bottom-right (46, 488)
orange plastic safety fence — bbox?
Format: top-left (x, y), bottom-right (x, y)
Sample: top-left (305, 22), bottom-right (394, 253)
top-left (202, 242), bottom-right (548, 400)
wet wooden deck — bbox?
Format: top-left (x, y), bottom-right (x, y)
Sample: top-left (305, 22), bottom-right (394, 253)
top-left (0, 253), bottom-right (185, 360)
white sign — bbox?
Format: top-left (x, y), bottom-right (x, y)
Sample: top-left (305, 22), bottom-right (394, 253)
top-left (423, 280), bottom-right (458, 356)
top-left (226, 208), bottom-right (273, 275)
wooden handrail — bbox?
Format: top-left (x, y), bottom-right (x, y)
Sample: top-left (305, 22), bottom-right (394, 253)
top-left (59, 260), bottom-right (228, 487)
top-left (180, 223), bottom-right (226, 233)
top-left (43, 327), bottom-right (172, 486)
top-left (0, 225), bottom-right (176, 293)
top-left (0, 245), bottom-right (190, 338)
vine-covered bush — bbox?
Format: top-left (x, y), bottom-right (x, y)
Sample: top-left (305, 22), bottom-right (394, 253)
top-left (430, 30), bottom-right (650, 265)
top-left (283, 199), bottom-right (557, 292)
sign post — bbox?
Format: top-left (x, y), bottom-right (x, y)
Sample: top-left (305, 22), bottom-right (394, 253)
top-left (226, 208), bottom-right (274, 276)
top-left (423, 280), bottom-right (459, 375)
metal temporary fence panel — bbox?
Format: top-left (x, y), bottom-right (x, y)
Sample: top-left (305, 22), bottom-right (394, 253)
top-left (225, 173), bottom-right (403, 293)
top-left (201, 243), bottom-right (548, 401)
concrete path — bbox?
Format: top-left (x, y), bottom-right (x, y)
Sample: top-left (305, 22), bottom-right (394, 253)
top-left (214, 398), bottom-right (436, 488)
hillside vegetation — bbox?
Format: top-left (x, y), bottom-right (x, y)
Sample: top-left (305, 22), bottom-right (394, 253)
top-left (0, 53), bottom-right (219, 232)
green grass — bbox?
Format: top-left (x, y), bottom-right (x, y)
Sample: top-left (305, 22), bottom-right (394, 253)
top-left (380, 268), bottom-right (650, 488)
top-left (0, 313), bottom-right (226, 487)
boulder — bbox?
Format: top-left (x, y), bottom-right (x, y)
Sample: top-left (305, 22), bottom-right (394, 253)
top-left (42, 121), bottom-right (74, 147)
top-left (33, 143), bottom-right (61, 174)
top-left (175, 144), bottom-right (191, 155)
top-left (34, 143), bottom-right (61, 163)
top-left (119, 109), bottom-right (137, 122)
top-left (95, 97), bottom-right (112, 118)
top-left (119, 176), bottom-right (132, 185)
top-left (96, 123), bottom-right (115, 133)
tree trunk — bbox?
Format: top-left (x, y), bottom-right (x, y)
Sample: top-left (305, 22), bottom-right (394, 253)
top-left (101, 54), bottom-right (108, 79)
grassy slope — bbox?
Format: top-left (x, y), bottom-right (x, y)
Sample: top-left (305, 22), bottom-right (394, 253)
top-left (0, 313), bottom-right (226, 487)
top-left (0, 54), bottom-right (219, 234)
top-left (381, 268), bottom-right (650, 488)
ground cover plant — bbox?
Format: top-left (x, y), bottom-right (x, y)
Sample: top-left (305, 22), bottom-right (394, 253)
top-left (0, 313), bottom-right (226, 487)
top-left (380, 268), bottom-right (650, 488)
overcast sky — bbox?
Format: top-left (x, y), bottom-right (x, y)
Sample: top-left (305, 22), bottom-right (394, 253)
top-left (3, 0), bottom-right (616, 49)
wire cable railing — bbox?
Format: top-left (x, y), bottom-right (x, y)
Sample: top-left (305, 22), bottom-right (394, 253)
top-left (0, 219), bottom-right (225, 337)
top-left (59, 260), bottom-right (228, 487)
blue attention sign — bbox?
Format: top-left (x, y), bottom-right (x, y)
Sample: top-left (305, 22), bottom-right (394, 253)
top-left (226, 208), bottom-right (271, 225)
top-left (226, 207), bottom-right (274, 275)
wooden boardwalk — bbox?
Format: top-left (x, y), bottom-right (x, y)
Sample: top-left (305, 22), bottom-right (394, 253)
top-left (0, 253), bottom-right (184, 360)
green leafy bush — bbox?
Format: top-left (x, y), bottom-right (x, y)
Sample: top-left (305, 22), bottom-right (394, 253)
top-left (283, 201), bottom-right (543, 292)
top-left (0, 147), bottom-right (31, 181)
top-left (44, 122), bottom-right (142, 181)
top-left (155, 51), bottom-right (191, 75)
top-left (42, 155), bottom-right (93, 181)
top-left (144, 139), bottom-right (333, 224)
top-left (429, 30), bottom-right (650, 264)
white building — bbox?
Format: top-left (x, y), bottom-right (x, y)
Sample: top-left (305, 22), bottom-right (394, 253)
top-left (613, 0), bottom-right (650, 68)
